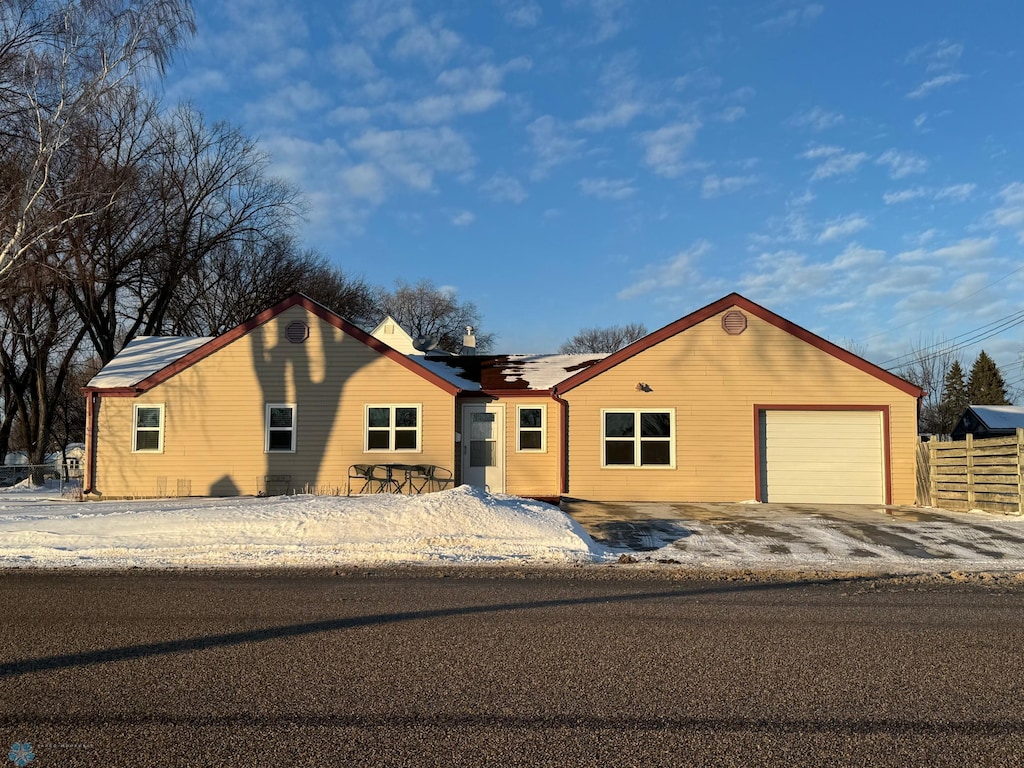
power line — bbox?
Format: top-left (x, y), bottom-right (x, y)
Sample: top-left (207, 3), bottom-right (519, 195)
top-left (880, 308), bottom-right (1024, 370)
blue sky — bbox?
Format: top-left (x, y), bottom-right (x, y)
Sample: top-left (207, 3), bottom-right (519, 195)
top-left (165, 0), bottom-right (1024, 390)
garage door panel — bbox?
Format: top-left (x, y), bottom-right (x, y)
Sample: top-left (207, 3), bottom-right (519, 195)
top-left (761, 410), bottom-right (884, 504)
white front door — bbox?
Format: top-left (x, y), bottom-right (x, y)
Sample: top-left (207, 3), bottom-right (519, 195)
top-left (462, 404), bottom-right (504, 492)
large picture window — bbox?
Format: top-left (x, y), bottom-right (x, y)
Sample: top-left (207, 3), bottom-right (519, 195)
top-left (265, 404), bottom-right (296, 452)
top-left (366, 405), bottom-right (421, 451)
top-left (516, 405), bottom-right (546, 452)
top-left (602, 409), bottom-right (674, 468)
top-left (133, 404), bottom-right (164, 452)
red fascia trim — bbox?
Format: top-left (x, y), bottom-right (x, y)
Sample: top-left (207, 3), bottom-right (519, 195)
top-left (83, 391), bottom-right (96, 494)
top-left (557, 293), bottom-right (924, 398)
top-left (99, 294), bottom-right (461, 396)
top-left (752, 404), bottom-right (893, 505)
top-left (552, 388), bottom-right (570, 495)
top-left (81, 386), bottom-right (141, 398)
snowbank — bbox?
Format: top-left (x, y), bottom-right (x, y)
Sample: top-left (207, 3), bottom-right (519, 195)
top-left (0, 485), bottom-right (608, 568)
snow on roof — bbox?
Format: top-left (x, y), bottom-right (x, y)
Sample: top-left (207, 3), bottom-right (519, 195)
top-left (969, 405), bottom-right (1024, 430)
top-left (87, 336), bottom-right (214, 389)
top-left (418, 354), bottom-right (606, 392)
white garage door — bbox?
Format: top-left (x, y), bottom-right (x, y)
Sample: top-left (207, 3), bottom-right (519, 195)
top-left (760, 410), bottom-right (884, 504)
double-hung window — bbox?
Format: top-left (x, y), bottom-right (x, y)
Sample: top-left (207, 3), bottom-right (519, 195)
top-left (133, 404), bottom-right (164, 452)
top-left (366, 405), bottom-right (421, 451)
top-left (516, 405), bottom-right (546, 452)
top-left (602, 409), bottom-right (674, 467)
top-left (265, 404), bottom-right (296, 452)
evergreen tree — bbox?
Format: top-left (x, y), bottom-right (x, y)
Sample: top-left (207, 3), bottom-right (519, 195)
top-left (967, 350), bottom-right (1011, 405)
top-left (938, 360), bottom-right (969, 434)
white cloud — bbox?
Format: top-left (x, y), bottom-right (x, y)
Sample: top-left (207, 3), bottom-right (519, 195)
top-left (883, 187), bottom-right (927, 205)
top-left (480, 173), bottom-right (528, 203)
top-left (330, 44), bottom-right (379, 80)
top-left (568, 0), bottom-right (632, 43)
top-left (817, 214), bottom-right (869, 243)
top-left (987, 182), bottom-right (1024, 231)
top-left (914, 113), bottom-right (928, 129)
top-left (907, 72), bottom-right (969, 99)
top-left (934, 183), bottom-right (976, 202)
top-left (579, 177), bottom-right (638, 200)
top-left (575, 53), bottom-right (647, 132)
top-left (640, 120), bottom-right (702, 178)
top-left (618, 239), bottom-right (711, 300)
top-left (930, 236), bottom-right (997, 263)
top-left (801, 145), bottom-right (869, 181)
top-left (788, 106), bottom-right (844, 131)
top-left (756, 3), bottom-right (823, 31)
top-left (876, 149), bottom-right (929, 179)
top-left (391, 89), bottom-right (505, 124)
top-left (391, 23), bottom-right (463, 66)
top-left (701, 174), bottom-right (757, 198)
top-left (497, 0), bottom-right (542, 27)
top-left (527, 116), bottom-right (585, 180)
top-left (328, 106), bottom-right (373, 124)
top-left (341, 163), bottom-right (387, 204)
top-left (349, 126), bottom-right (476, 190)
top-left (884, 183), bottom-right (975, 205)
top-left (905, 40), bottom-right (964, 71)
top-left (716, 106), bottom-right (746, 123)
top-left (247, 81), bottom-right (329, 122)
top-left (450, 210), bottom-right (475, 227)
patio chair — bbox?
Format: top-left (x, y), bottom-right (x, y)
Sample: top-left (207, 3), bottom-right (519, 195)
top-left (427, 465), bottom-right (454, 492)
top-left (370, 463), bottom-right (403, 493)
top-left (404, 464), bottom-right (432, 494)
top-left (347, 464), bottom-right (376, 495)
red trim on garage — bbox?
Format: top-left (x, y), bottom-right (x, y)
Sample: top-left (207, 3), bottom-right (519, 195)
top-left (752, 404), bottom-right (892, 505)
top-left (558, 293), bottom-right (923, 398)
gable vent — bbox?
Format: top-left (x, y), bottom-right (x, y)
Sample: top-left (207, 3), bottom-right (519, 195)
top-left (285, 321), bottom-right (309, 344)
top-left (721, 310), bottom-right (747, 335)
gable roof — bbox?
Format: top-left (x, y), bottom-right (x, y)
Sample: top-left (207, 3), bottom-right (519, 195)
top-left (420, 354), bottom-right (606, 393)
top-left (85, 294), bottom-right (462, 396)
top-left (369, 314), bottom-right (419, 355)
top-left (87, 336), bottom-right (215, 388)
top-left (554, 292), bottom-right (924, 398)
top-left (965, 405), bottom-right (1024, 431)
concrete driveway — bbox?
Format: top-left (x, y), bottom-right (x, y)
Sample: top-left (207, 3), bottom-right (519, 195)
top-left (561, 498), bottom-right (1024, 570)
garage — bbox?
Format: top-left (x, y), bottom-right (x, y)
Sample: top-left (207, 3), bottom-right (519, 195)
top-left (759, 409), bottom-right (886, 504)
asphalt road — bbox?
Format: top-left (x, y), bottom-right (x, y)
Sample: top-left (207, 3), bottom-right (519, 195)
top-left (2, 568), bottom-right (1024, 767)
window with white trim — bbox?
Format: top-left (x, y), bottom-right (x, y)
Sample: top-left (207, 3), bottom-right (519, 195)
top-left (265, 404), bottom-right (296, 452)
top-left (516, 405), bottom-right (546, 452)
top-left (366, 405), bottom-right (421, 451)
top-left (133, 404), bottom-right (164, 453)
top-left (602, 409), bottom-right (674, 467)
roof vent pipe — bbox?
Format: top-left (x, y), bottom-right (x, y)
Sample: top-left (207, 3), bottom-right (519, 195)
top-left (462, 326), bottom-right (477, 356)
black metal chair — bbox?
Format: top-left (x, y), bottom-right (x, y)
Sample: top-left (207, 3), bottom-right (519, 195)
top-left (427, 465), bottom-right (454, 492)
top-left (404, 465), bottom-right (432, 494)
top-left (347, 464), bottom-right (376, 495)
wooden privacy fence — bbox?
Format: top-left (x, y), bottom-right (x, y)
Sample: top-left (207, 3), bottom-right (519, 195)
top-left (923, 429), bottom-right (1024, 515)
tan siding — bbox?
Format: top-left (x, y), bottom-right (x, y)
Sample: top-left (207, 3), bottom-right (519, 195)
top-left (93, 306), bottom-right (455, 497)
top-left (563, 308), bottom-right (919, 504)
top-left (501, 398), bottom-right (561, 498)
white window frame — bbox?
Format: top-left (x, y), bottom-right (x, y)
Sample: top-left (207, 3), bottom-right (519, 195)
top-left (132, 404), bottom-right (165, 453)
top-left (600, 408), bottom-right (675, 469)
top-left (516, 404), bottom-right (547, 453)
top-left (265, 403), bottom-right (297, 453)
top-left (365, 404), bottom-right (422, 453)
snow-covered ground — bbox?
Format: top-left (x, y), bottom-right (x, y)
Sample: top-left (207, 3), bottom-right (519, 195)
top-left (0, 483), bottom-right (603, 568)
top-left (4, 481), bottom-right (1024, 572)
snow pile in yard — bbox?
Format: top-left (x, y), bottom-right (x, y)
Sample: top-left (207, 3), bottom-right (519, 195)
top-left (0, 485), bottom-right (607, 568)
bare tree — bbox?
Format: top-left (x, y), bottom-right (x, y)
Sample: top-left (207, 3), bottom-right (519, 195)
top-left (165, 237), bottom-right (377, 335)
top-left (559, 323), bottom-right (647, 354)
top-left (0, 0), bottom-right (195, 279)
top-left (893, 336), bottom-right (963, 435)
top-left (373, 279), bottom-right (494, 353)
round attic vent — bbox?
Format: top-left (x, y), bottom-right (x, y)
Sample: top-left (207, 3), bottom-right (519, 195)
top-left (285, 321), bottom-right (309, 344)
top-left (722, 310), bottom-right (747, 335)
